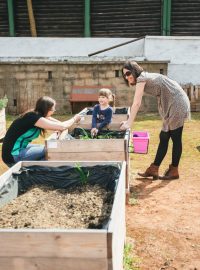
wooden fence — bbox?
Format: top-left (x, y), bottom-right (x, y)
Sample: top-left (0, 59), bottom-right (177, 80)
top-left (182, 84), bottom-right (200, 111)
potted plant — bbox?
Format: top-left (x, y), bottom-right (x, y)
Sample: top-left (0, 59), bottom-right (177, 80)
top-left (0, 95), bottom-right (8, 139)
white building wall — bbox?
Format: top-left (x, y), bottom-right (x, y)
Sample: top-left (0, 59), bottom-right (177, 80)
top-left (0, 37), bottom-right (144, 58)
top-left (144, 36), bottom-right (200, 85)
top-left (0, 36), bottom-right (200, 84)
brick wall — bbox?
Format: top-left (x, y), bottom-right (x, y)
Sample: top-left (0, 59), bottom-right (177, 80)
top-left (0, 61), bottom-right (168, 114)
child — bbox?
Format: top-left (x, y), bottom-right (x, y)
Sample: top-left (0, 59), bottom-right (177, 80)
top-left (91, 88), bottom-right (114, 137)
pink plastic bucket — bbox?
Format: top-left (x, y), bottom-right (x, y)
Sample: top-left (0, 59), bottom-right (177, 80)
top-left (132, 131), bottom-right (149, 154)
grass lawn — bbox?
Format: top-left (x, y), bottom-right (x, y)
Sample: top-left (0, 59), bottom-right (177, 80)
top-left (0, 112), bottom-right (199, 176)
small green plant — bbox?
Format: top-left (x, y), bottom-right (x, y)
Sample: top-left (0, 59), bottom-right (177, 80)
top-left (78, 129), bottom-right (120, 140)
top-left (129, 143), bottom-right (134, 153)
top-left (97, 131), bottom-right (115, 139)
top-left (124, 243), bottom-right (141, 270)
top-left (74, 163), bottom-right (89, 185)
top-left (79, 128), bottom-right (91, 140)
top-left (0, 96), bottom-right (8, 110)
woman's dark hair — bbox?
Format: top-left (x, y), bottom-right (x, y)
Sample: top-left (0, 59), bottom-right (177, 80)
top-left (34, 96), bottom-right (55, 117)
top-left (34, 96), bottom-right (55, 136)
top-left (20, 96), bottom-right (55, 137)
top-left (122, 61), bottom-right (144, 86)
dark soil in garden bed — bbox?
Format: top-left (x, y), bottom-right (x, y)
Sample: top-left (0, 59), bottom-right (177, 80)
top-left (0, 184), bottom-right (114, 229)
top-left (71, 128), bottom-right (126, 139)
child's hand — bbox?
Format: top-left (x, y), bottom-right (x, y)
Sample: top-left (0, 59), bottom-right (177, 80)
top-left (91, 128), bottom-right (98, 137)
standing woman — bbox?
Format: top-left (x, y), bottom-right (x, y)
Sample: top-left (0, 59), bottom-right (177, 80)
top-left (120, 61), bottom-right (190, 180)
top-left (2, 96), bottom-right (81, 167)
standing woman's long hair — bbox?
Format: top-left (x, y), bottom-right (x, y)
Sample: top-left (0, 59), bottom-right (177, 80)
top-left (122, 61), bottom-right (144, 86)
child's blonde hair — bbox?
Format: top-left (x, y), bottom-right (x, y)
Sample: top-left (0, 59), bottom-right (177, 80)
top-left (99, 88), bottom-right (115, 107)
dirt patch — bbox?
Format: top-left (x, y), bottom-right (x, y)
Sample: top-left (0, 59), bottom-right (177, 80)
top-left (0, 185), bottom-right (114, 229)
top-left (127, 160), bottom-right (200, 270)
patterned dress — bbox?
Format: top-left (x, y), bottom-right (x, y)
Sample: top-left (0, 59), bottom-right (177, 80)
top-left (137, 72), bottom-right (191, 131)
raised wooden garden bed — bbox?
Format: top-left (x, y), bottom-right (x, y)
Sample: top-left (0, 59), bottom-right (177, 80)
top-left (45, 123), bottom-right (130, 199)
top-left (0, 161), bottom-right (126, 270)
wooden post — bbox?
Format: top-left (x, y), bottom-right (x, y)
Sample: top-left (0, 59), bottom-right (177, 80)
top-left (27, 0), bottom-right (37, 37)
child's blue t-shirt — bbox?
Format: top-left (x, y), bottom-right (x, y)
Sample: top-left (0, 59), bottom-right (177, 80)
top-left (92, 104), bottom-right (113, 130)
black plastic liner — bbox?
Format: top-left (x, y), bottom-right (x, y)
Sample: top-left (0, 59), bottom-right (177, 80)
top-left (0, 165), bottom-right (120, 206)
top-left (86, 107), bottom-right (128, 115)
top-left (114, 108), bottom-right (128, 114)
top-left (71, 128), bottom-right (126, 139)
top-left (86, 108), bottom-right (93, 115)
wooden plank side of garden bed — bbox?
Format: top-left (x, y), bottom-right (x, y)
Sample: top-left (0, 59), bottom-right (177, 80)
top-left (0, 161), bottom-right (22, 190)
top-left (79, 113), bottom-right (128, 125)
top-left (0, 257), bottom-right (108, 270)
top-left (0, 231), bottom-right (108, 258)
top-left (46, 151), bottom-right (125, 161)
top-left (107, 161), bottom-right (126, 270)
top-left (21, 161), bottom-right (121, 167)
top-left (81, 114), bottom-right (127, 125)
top-left (46, 139), bottom-right (125, 153)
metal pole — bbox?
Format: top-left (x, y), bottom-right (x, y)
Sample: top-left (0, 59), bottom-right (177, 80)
top-left (84, 0), bottom-right (91, 37)
top-left (166, 0), bottom-right (171, 36)
top-left (162, 0), bottom-right (167, 35)
top-left (88, 36), bottom-right (145, 57)
top-left (7, 0), bottom-right (15, 36)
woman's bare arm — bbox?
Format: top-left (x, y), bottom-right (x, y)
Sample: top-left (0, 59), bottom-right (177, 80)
top-left (46, 116), bottom-right (61, 123)
top-left (120, 82), bottom-right (146, 130)
top-left (35, 114), bottom-right (81, 131)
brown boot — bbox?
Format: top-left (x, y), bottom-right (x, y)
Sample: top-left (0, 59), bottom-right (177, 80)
top-left (138, 163), bottom-right (159, 180)
top-left (159, 165), bottom-right (179, 180)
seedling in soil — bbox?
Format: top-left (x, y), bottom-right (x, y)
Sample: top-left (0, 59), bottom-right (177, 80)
top-left (75, 128), bottom-right (124, 140)
top-left (79, 128), bottom-right (91, 140)
top-left (97, 132), bottom-right (116, 139)
top-left (75, 163), bottom-right (89, 185)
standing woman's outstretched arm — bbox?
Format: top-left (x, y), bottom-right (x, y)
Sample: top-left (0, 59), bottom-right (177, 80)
top-left (120, 82), bottom-right (146, 130)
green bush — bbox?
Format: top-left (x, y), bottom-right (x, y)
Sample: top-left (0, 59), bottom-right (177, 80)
top-left (0, 96), bottom-right (8, 110)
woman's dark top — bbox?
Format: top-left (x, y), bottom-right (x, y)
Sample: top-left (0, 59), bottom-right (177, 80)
top-left (91, 104), bottom-right (113, 130)
top-left (2, 112), bottom-right (42, 165)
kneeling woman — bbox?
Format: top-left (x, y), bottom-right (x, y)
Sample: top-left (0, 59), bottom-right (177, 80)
top-left (2, 96), bottom-right (81, 167)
